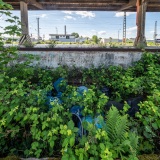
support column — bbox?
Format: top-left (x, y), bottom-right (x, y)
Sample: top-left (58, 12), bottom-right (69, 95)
top-left (134, 0), bottom-right (148, 47)
top-left (19, 1), bottom-right (31, 45)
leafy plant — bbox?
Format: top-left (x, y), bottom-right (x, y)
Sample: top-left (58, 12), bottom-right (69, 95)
top-left (48, 40), bottom-right (56, 48)
top-left (22, 41), bottom-right (35, 48)
top-left (136, 89), bottom-right (160, 153)
top-left (106, 106), bottom-right (139, 160)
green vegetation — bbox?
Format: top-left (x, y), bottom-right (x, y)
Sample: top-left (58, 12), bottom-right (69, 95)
top-left (47, 40), bottom-right (57, 48)
top-left (71, 32), bottom-right (79, 38)
top-left (1, 45), bottom-right (160, 159)
top-left (0, 0), bottom-right (160, 159)
top-left (92, 35), bottom-right (99, 44)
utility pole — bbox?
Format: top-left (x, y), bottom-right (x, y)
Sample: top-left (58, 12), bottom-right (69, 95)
top-left (154, 21), bottom-right (157, 44)
top-left (37, 17), bottom-right (40, 41)
top-left (118, 29), bottom-right (121, 43)
top-left (56, 27), bottom-right (58, 34)
top-left (123, 12), bottom-right (126, 44)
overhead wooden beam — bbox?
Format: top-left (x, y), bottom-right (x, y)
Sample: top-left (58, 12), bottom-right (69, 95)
top-left (119, 0), bottom-right (136, 11)
top-left (38, 0), bottom-right (127, 3)
top-left (42, 4), bottom-right (124, 8)
top-left (3, 0), bottom-right (160, 11)
top-left (27, 0), bottom-right (43, 9)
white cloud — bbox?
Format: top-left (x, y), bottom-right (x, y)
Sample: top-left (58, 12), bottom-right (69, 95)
top-left (75, 11), bottom-right (95, 18)
top-left (62, 11), bottom-right (95, 18)
top-left (62, 11), bottom-right (73, 15)
top-left (127, 26), bottom-right (137, 32)
top-left (64, 15), bottom-right (76, 20)
top-left (41, 14), bottom-right (47, 18)
top-left (115, 12), bottom-right (135, 17)
top-left (126, 26), bottom-right (137, 35)
top-left (33, 14), bottom-right (48, 18)
top-left (150, 30), bottom-right (154, 33)
top-left (98, 31), bottom-right (107, 35)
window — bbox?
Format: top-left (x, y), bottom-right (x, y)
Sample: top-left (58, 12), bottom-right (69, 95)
top-left (66, 36), bottom-right (69, 39)
top-left (56, 36), bottom-right (59, 39)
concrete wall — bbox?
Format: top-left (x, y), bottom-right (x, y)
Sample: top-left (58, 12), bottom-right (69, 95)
top-left (18, 51), bottom-right (143, 68)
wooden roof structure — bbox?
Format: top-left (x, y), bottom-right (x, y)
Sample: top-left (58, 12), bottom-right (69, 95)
top-left (3, 0), bottom-right (160, 12)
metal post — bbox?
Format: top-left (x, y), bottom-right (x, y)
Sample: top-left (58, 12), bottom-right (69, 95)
top-left (154, 21), bottom-right (157, 44)
top-left (123, 12), bottom-right (126, 43)
top-left (37, 17), bottom-right (40, 41)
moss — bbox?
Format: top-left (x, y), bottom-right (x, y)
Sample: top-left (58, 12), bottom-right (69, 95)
top-left (0, 155), bottom-right (21, 160)
top-left (138, 154), bottom-right (160, 160)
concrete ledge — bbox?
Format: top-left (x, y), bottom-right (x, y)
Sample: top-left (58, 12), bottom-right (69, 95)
top-left (18, 47), bottom-right (160, 52)
top-left (17, 48), bottom-right (160, 68)
top-left (18, 50), bottom-right (144, 68)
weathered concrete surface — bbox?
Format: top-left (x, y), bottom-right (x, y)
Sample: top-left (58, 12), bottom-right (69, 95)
top-left (18, 51), bottom-right (143, 68)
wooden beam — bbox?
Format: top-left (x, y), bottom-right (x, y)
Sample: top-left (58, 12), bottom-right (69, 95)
top-left (44, 6), bottom-right (124, 11)
top-left (38, 0), bottom-right (127, 3)
top-left (20, 1), bottom-right (31, 44)
top-left (3, 0), bottom-right (160, 11)
top-left (20, 1), bottom-right (29, 35)
top-left (42, 4), bottom-right (124, 8)
top-left (27, 0), bottom-right (43, 9)
top-left (134, 0), bottom-right (148, 47)
top-left (119, 0), bottom-right (136, 11)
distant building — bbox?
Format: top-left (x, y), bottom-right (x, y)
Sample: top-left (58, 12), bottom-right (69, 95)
top-left (156, 39), bottom-right (160, 43)
top-left (75, 37), bottom-right (87, 43)
top-left (49, 34), bottom-right (75, 42)
top-left (49, 25), bottom-right (75, 42)
top-left (100, 38), bottom-right (122, 43)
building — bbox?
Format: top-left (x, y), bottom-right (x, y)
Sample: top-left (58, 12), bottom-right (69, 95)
top-left (49, 25), bottom-right (75, 42)
top-left (49, 34), bottom-right (75, 42)
top-left (100, 38), bottom-right (122, 43)
top-left (75, 37), bottom-right (88, 43)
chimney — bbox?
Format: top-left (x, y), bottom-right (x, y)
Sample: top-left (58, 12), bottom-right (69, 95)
top-left (64, 25), bottom-right (66, 35)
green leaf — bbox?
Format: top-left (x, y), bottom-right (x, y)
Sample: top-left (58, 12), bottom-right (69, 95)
top-left (79, 153), bottom-right (84, 160)
top-left (152, 122), bottom-right (158, 130)
top-left (69, 136), bottom-right (75, 146)
top-left (50, 140), bottom-right (54, 148)
top-left (100, 143), bottom-right (105, 150)
top-left (31, 142), bottom-right (39, 150)
top-left (35, 149), bottom-right (42, 158)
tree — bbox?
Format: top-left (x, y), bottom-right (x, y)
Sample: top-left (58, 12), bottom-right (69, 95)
top-left (92, 35), bottom-right (99, 44)
top-left (71, 32), bottom-right (79, 38)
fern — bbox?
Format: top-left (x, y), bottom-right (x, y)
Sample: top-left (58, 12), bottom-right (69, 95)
top-left (106, 106), bottom-right (139, 159)
top-left (106, 106), bottom-right (128, 143)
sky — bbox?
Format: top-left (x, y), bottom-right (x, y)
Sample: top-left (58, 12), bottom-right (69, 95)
top-left (0, 10), bottom-right (160, 40)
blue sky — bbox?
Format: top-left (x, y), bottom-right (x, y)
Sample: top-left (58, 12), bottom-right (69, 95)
top-left (0, 10), bottom-right (160, 40)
